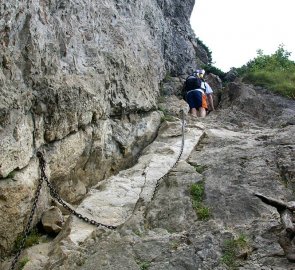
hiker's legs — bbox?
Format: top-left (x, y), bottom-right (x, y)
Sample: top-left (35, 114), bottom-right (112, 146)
top-left (187, 91), bottom-right (202, 117)
top-left (187, 91), bottom-right (206, 117)
top-left (191, 108), bottom-right (197, 116)
top-left (196, 93), bottom-right (207, 117)
top-left (198, 107), bottom-right (206, 117)
top-left (186, 91), bottom-right (198, 116)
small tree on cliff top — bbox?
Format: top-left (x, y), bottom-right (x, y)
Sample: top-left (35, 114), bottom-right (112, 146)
top-left (237, 45), bottom-right (295, 99)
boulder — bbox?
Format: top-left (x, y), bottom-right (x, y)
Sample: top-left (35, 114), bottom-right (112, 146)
top-left (41, 206), bottom-right (64, 234)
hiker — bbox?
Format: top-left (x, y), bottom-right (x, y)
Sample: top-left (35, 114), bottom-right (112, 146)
top-left (183, 69), bottom-right (214, 117)
top-left (198, 69), bottom-right (215, 114)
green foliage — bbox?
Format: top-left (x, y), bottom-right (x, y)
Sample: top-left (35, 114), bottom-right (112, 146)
top-left (157, 95), bottom-right (166, 103)
top-left (139, 261), bottom-right (150, 270)
top-left (158, 106), bottom-right (175, 122)
top-left (196, 37), bottom-right (213, 64)
top-left (18, 257), bottom-right (30, 270)
top-left (243, 69), bottom-right (295, 99)
top-left (195, 37), bottom-right (227, 81)
top-left (6, 171), bottom-right (16, 179)
top-left (194, 202), bottom-right (211, 220)
top-left (13, 228), bottom-right (41, 253)
top-left (237, 45), bottom-right (295, 99)
top-left (221, 234), bottom-right (249, 269)
top-left (158, 105), bottom-right (166, 113)
top-left (194, 164), bottom-right (207, 174)
top-left (203, 64), bottom-right (226, 81)
top-left (190, 182), bottom-right (212, 220)
top-left (190, 182), bottom-right (205, 202)
top-left (134, 230), bottom-right (143, 237)
top-left (163, 72), bottom-right (172, 82)
top-left (240, 45), bottom-right (293, 72)
top-left (161, 114), bottom-right (175, 122)
top-left (196, 37), bottom-right (227, 80)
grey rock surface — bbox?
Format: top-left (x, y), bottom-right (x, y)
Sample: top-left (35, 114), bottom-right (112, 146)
top-left (0, 0), bottom-right (200, 178)
top-left (41, 206), bottom-right (64, 234)
top-left (47, 84), bottom-right (293, 270)
top-left (0, 0), bottom-right (204, 256)
top-left (1, 0), bottom-right (295, 269)
top-left (2, 82), bottom-right (294, 270)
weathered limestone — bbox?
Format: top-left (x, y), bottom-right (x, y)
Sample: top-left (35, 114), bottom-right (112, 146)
top-left (41, 206), bottom-right (64, 234)
top-left (2, 0), bottom-right (294, 268)
top-left (1, 81), bottom-right (295, 269)
top-left (37, 81), bottom-right (294, 269)
top-left (53, 116), bottom-right (204, 247)
top-left (0, 0), bottom-right (201, 177)
top-left (255, 193), bottom-right (295, 262)
top-left (0, 0), bottom-right (205, 256)
top-left (0, 159), bottom-right (50, 259)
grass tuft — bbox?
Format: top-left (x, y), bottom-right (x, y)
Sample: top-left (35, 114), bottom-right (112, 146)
top-left (221, 234), bottom-right (250, 269)
top-left (190, 182), bottom-right (212, 220)
top-left (18, 256), bottom-right (30, 270)
top-left (13, 228), bottom-right (41, 254)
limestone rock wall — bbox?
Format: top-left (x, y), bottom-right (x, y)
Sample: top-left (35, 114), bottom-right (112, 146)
top-left (0, 0), bottom-right (197, 178)
top-left (2, 84), bottom-right (293, 270)
top-left (0, 0), bottom-right (204, 256)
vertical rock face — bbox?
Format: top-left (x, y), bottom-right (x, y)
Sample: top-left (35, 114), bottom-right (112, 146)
top-left (0, 0), bottom-right (201, 177)
top-left (0, 0), bottom-right (204, 256)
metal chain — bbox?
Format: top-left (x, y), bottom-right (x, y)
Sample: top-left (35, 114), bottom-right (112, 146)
top-left (9, 173), bottom-right (44, 270)
top-left (151, 109), bottom-right (185, 200)
top-left (9, 152), bottom-right (117, 270)
top-left (36, 152), bottom-right (117, 230)
top-left (9, 110), bottom-right (185, 269)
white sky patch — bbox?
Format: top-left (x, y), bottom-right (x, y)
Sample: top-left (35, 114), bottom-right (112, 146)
top-left (190, 0), bottom-right (295, 72)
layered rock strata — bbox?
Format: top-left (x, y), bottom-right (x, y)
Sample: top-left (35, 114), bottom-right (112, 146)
top-left (0, 0), bottom-right (206, 256)
top-left (2, 82), bottom-right (294, 269)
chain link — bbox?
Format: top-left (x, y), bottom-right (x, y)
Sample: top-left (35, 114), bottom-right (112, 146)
top-left (36, 152), bottom-right (117, 230)
top-left (9, 152), bottom-right (117, 269)
top-left (9, 110), bottom-right (185, 269)
top-left (9, 173), bottom-right (44, 270)
top-left (151, 109), bottom-right (185, 200)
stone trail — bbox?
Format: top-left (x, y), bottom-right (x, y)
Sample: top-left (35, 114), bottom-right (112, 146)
top-left (2, 82), bottom-right (295, 270)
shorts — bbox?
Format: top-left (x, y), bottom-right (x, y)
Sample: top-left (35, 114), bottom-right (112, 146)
top-left (186, 90), bottom-right (208, 110)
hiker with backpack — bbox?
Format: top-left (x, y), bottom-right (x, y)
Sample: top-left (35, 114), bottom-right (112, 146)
top-left (183, 69), bottom-right (214, 117)
top-left (198, 69), bottom-right (215, 114)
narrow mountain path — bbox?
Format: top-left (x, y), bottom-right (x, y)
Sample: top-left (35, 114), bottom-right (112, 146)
top-left (4, 83), bottom-right (295, 270)
top-left (43, 84), bottom-right (295, 270)
top-left (59, 118), bottom-right (204, 246)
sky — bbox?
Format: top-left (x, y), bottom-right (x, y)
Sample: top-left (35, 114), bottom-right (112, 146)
top-left (190, 0), bottom-right (295, 72)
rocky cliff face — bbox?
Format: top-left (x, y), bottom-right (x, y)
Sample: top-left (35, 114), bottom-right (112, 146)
top-left (0, 0), bottom-right (206, 258)
top-left (2, 81), bottom-right (294, 270)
